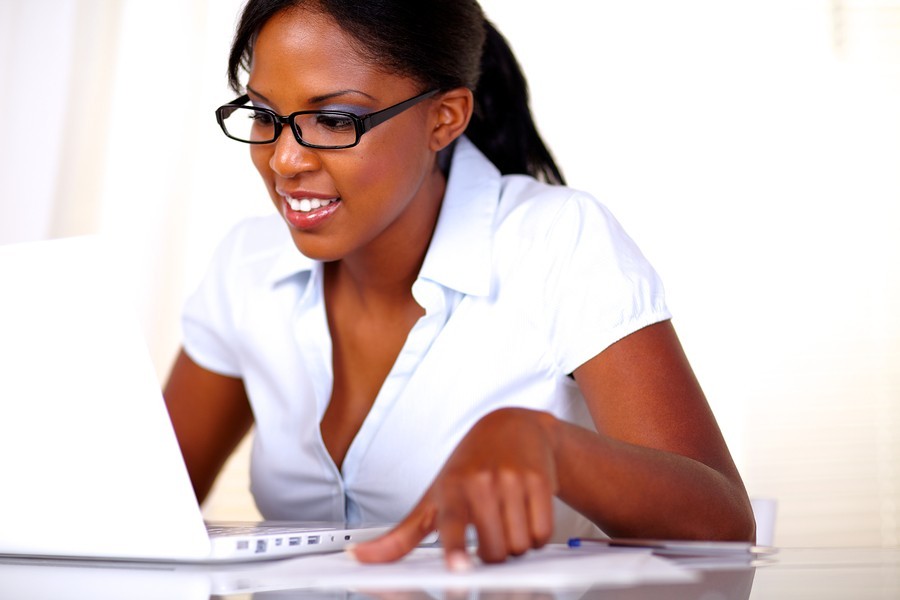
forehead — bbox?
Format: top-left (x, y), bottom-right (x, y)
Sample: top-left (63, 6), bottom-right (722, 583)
top-left (248, 8), bottom-right (395, 103)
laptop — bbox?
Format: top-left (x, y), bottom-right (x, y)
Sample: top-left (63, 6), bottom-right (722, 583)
top-left (0, 236), bottom-right (389, 563)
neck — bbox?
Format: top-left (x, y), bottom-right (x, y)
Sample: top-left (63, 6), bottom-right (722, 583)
top-left (327, 163), bottom-right (446, 311)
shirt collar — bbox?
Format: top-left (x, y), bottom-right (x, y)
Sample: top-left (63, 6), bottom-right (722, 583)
top-left (265, 135), bottom-right (500, 296)
top-left (418, 136), bottom-right (498, 297)
top-left (266, 237), bottom-right (316, 286)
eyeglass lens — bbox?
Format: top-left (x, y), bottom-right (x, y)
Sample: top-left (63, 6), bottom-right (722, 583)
top-left (219, 107), bottom-right (359, 147)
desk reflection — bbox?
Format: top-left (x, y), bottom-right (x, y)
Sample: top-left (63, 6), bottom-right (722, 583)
top-left (242, 567), bottom-right (754, 599)
top-left (6, 547), bottom-right (900, 599)
top-left (0, 556), bottom-right (756, 600)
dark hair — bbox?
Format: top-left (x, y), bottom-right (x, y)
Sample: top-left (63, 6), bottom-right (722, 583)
top-left (227, 0), bottom-right (565, 185)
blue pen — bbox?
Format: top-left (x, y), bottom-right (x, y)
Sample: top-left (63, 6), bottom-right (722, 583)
top-left (567, 537), bottom-right (770, 556)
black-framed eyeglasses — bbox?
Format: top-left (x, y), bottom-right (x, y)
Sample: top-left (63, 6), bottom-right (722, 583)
top-left (215, 89), bottom-right (439, 149)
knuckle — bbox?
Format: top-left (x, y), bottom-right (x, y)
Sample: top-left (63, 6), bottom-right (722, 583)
top-left (471, 469), bottom-right (495, 490)
top-left (523, 469), bottom-right (550, 493)
top-left (461, 470), bottom-right (497, 503)
top-left (497, 467), bottom-right (523, 491)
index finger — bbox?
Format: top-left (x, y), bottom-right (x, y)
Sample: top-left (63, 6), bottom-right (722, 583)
top-left (349, 502), bottom-right (436, 564)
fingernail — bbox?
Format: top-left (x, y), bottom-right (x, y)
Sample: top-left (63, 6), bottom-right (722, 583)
top-left (447, 551), bottom-right (472, 573)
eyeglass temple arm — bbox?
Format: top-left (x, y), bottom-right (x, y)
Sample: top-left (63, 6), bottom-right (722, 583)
top-left (360, 89), bottom-right (440, 133)
top-left (218, 95), bottom-right (251, 119)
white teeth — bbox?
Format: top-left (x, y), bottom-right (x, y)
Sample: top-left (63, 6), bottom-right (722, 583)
top-left (286, 197), bottom-right (336, 213)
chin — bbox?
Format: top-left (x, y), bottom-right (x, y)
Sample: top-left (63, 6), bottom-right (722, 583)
top-left (288, 232), bottom-right (344, 263)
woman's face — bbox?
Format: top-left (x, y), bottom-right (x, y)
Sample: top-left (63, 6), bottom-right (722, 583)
top-left (246, 8), bottom-right (442, 263)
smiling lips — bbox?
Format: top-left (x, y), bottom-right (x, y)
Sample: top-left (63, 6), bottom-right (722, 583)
top-left (279, 192), bottom-right (341, 230)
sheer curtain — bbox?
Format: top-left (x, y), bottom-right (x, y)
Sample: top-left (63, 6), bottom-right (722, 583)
top-left (0, 0), bottom-right (268, 519)
top-left (487, 0), bottom-right (900, 546)
top-left (2, 0), bottom-right (898, 546)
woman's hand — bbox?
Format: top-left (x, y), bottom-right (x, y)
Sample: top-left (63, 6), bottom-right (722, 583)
top-left (350, 322), bottom-right (756, 570)
top-left (349, 407), bottom-right (560, 570)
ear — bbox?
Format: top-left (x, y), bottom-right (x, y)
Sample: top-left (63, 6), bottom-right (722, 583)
top-left (428, 88), bottom-right (474, 152)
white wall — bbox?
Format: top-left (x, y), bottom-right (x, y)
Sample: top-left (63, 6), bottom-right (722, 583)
top-left (482, 0), bottom-right (900, 546)
top-left (1, 0), bottom-right (898, 546)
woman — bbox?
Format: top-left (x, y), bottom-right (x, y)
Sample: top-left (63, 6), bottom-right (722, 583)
top-left (164, 0), bottom-right (755, 571)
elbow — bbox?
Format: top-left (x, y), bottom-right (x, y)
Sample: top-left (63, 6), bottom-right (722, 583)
top-left (687, 511), bottom-right (756, 544)
top-left (706, 474), bottom-right (759, 543)
top-left (712, 497), bottom-right (758, 543)
top-left (727, 510), bottom-right (757, 544)
top-left (676, 492), bottom-right (757, 543)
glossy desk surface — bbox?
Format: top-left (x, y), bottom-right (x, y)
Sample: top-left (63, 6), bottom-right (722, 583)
top-left (1, 546), bottom-right (898, 599)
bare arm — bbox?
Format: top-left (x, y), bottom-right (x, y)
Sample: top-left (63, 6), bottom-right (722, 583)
top-left (561, 319), bottom-right (753, 540)
top-left (350, 320), bottom-right (754, 568)
top-left (163, 349), bottom-right (254, 504)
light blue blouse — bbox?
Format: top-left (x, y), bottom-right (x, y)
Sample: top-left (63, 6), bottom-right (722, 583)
top-left (182, 137), bottom-right (670, 540)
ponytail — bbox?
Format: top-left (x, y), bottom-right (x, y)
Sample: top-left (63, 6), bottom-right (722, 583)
top-left (467, 21), bottom-right (565, 186)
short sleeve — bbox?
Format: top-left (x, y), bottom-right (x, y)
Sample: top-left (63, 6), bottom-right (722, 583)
top-left (181, 227), bottom-right (244, 378)
top-left (539, 193), bottom-right (671, 374)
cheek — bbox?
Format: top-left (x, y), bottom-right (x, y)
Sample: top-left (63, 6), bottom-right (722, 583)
top-left (345, 135), bottom-right (430, 196)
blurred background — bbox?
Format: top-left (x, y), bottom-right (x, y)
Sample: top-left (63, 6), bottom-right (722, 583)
top-left (1, 0), bottom-right (898, 547)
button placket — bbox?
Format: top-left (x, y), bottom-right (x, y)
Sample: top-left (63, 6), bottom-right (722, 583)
top-left (290, 264), bottom-right (346, 517)
top-left (340, 278), bottom-right (451, 491)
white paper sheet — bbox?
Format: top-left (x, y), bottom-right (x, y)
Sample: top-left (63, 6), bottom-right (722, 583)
top-left (1, 545), bottom-right (698, 598)
top-left (206, 544), bottom-right (697, 593)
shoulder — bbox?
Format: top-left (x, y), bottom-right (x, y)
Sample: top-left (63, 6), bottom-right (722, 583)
top-left (181, 214), bottom-right (305, 374)
top-left (210, 214), bottom-right (292, 269)
top-left (493, 176), bottom-right (640, 267)
top-left (489, 177), bottom-right (670, 373)
top-left (441, 137), bottom-right (655, 288)
top-left (186, 214), bottom-right (309, 322)
top-left (202, 214), bottom-right (308, 289)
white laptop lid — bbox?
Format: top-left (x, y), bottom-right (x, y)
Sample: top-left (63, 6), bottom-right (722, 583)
top-left (0, 236), bottom-right (212, 561)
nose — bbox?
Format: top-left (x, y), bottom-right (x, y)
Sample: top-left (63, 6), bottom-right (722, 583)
top-left (267, 126), bottom-right (321, 177)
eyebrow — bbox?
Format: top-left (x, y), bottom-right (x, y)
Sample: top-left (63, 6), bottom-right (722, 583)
top-left (245, 85), bottom-right (377, 106)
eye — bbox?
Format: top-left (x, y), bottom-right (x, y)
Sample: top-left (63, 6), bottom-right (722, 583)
top-left (315, 113), bottom-right (355, 132)
top-left (249, 110), bottom-right (276, 127)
